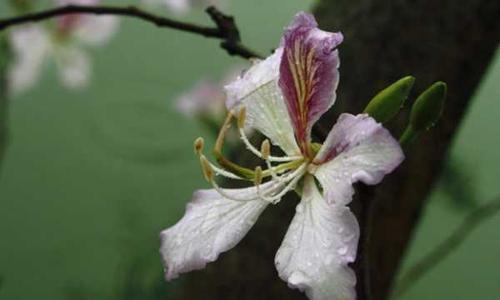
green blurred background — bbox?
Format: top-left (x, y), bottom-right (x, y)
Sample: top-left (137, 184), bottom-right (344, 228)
top-left (0, 0), bottom-right (498, 299)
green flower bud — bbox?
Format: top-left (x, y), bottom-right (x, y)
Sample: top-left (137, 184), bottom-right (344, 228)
top-left (410, 82), bottom-right (447, 131)
top-left (363, 76), bottom-right (415, 123)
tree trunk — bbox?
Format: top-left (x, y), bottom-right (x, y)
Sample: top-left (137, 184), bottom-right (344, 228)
top-left (181, 0), bottom-right (500, 299)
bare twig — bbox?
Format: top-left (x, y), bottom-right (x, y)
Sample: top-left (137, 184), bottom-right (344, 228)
top-left (0, 5), bottom-right (263, 59)
top-left (392, 196), bottom-right (500, 298)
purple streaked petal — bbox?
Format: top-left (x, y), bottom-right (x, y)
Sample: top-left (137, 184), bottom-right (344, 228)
top-left (313, 113), bottom-right (404, 205)
top-left (279, 12), bottom-right (343, 156)
top-left (159, 184), bottom-right (271, 280)
top-left (275, 176), bottom-right (358, 300)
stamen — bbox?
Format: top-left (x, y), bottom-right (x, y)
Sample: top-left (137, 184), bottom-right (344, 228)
top-left (238, 126), bottom-right (302, 162)
top-left (199, 155), bottom-right (214, 182)
top-left (193, 137), bottom-right (204, 155)
top-left (209, 161), bottom-right (244, 180)
top-left (210, 178), bottom-right (278, 203)
top-left (261, 139), bottom-right (270, 160)
top-left (264, 158), bottom-right (283, 182)
top-left (237, 107), bottom-right (246, 129)
top-left (258, 164), bottom-right (307, 204)
top-left (209, 165), bottom-right (304, 203)
top-left (254, 166), bottom-right (263, 186)
top-left (213, 112), bottom-right (255, 179)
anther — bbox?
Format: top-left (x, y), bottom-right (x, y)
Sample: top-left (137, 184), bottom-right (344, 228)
top-left (200, 155), bottom-right (214, 182)
top-left (194, 137), bottom-right (204, 155)
top-left (254, 166), bottom-right (263, 186)
top-left (237, 107), bottom-right (247, 129)
top-left (261, 139), bottom-right (271, 160)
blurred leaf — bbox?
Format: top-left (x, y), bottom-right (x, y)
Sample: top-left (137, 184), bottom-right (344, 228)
top-left (439, 155), bottom-right (479, 211)
top-left (0, 35), bottom-right (10, 168)
top-left (113, 255), bottom-right (180, 300)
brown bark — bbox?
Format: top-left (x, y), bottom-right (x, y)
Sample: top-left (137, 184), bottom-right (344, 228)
top-left (181, 0), bottom-right (500, 299)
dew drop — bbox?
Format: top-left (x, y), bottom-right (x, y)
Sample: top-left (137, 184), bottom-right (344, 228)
top-left (337, 246), bottom-right (348, 255)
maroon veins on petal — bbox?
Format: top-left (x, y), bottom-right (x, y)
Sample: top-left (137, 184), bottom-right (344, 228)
top-left (278, 12), bottom-right (343, 158)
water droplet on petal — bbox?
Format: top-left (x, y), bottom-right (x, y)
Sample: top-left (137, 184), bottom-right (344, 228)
top-left (289, 271), bottom-right (308, 285)
top-left (337, 246), bottom-right (348, 255)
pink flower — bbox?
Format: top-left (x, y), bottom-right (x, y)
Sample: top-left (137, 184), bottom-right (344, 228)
top-left (160, 12), bottom-right (404, 300)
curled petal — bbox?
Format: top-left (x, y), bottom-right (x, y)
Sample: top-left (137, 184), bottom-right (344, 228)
top-left (160, 185), bottom-right (271, 280)
top-left (225, 49), bottom-right (300, 155)
top-left (8, 25), bottom-right (50, 94)
top-left (275, 176), bottom-right (359, 300)
top-left (279, 12), bottom-right (343, 155)
top-left (313, 113), bottom-right (404, 205)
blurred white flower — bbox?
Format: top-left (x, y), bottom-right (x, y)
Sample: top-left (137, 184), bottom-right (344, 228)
top-left (174, 66), bottom-right (244, 122)
top-left (7, 0), bottom-right (119, 94)
top-left (142, 0), bottom-right (225, 15)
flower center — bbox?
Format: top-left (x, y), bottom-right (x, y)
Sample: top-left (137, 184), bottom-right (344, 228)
top-left (193, 109), bottom-right (308, 204)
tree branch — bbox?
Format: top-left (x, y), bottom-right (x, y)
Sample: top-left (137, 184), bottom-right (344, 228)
top-left (0, 4), bottom-right (263, 59)
top-left (392, 196), bottom-right (500, 298)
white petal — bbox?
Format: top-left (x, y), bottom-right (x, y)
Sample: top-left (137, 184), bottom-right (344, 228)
top-left (164, 0), bottom-right (190, 14)
top-left (75, 15), bottom-right (120, 46)
top-left (275, 176), bottom-right (359, 300)
top-left (7, 25), bottom-right (50, 94)
top-left (54, 45), bottom-right (91, 89)
top-left (160, 184), bottom-right (271, 280)
top-left (225, 49), bottom-right (300, 155)
top-left (313, 113), bottom-right (404, 205)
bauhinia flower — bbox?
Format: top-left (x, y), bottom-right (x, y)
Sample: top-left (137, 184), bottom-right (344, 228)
top-left (7, 0), bottom-right (119, 94)
top-left (160, 12), bottom-right (404, 300)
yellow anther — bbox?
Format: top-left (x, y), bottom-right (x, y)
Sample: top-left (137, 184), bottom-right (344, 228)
top-left (200, 155), bottom-right (214, 182)
top-left (194, 137), bottom-right (204, 155)
top-left (237, 107), bottom-right (247, 129)
top-left (260, 139), bottom-right (271, 160)
top-left (254, 166), bottom-right (263, 186)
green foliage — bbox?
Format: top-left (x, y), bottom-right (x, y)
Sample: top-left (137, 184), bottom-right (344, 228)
top-left (439, 156), bottom-right (478, 211)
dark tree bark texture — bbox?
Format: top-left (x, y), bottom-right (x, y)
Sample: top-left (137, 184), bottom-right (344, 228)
top-left (181, 1), bottom-right (500, 299)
